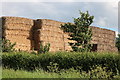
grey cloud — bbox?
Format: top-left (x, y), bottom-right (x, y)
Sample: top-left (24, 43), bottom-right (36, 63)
top-left (118, 1), bottom-right (120, 33)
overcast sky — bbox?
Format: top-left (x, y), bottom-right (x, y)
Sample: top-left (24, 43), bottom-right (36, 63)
top-left (1, 1), bottom-right (119, 34)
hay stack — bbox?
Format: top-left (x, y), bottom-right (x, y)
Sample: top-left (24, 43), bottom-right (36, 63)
top-left (91, 26), bottom-right (117, 52)
top-left (34, 19), bottom-right (65, 52)
top-left (2, 16), bottom-right (34, 51)
top-left (1, 16), bottom-right (117, 52)
top-left (63, 33), bottom-right (73, 51)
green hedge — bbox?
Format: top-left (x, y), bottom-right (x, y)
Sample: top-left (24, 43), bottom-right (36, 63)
top-left (2, 52), bottom-right (120, 74)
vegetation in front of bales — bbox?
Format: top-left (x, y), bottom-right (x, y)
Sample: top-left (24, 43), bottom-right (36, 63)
top-left (2, 38), bottom-right (16, 52)
top-left (3, 65), bottom-right (120, 79)
top-left (61, 11), bottom-right (94, 52)
top-left (116, 34), bottom-right (120, 53)
top-left (2, 51), bottom-right (120, 79)
top-left (38, 43), bottom-right (50, 54)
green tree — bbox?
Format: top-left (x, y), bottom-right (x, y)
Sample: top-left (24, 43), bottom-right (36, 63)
top-left (2, 38), bottom-right (16, 52)
top-left (61, 11), bottom-right (94, 52)
top-left (116, 34), bottom-right (120, 52)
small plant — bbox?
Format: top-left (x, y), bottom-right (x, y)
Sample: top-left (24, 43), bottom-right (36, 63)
top-left (47, 62), bottom-right (59, 73)
top-left (2, 38), bottom-right (16, 52)
top-left (38, 43), bottom-right (50, 54)
top-left (89, 65), bottom-right (113, 79)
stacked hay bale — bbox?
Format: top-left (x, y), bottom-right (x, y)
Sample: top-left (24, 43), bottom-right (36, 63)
top-left (2, 16), bottom-right (34, 51)
top-left (34, 19), bottom-right (65, 52)
top-left (63, 33), bottom-right (73, 51)
top-left (1, 16), bottom-right (117, 52)
top-left (34, 20), bottom-right (117, 52)
top-left (91, 26), bottom-right (118, 52)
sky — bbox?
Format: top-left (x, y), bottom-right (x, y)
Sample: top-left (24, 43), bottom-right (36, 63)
top-left (1, 0), bottom-right (119, 35)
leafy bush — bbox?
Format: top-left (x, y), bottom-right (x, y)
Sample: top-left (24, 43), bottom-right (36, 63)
top-left (38, 43), bottom-right (50, 54)
top-left (88, 65), bottom-right (113, 79)
top-left (47, 62), bottom-right (59, 73)
top-left (116, 34), bottom-right (120, 52)
top-left (2, 38), bottom-right (16, 52)
top-left (2, 52), bottom-right (120, 75)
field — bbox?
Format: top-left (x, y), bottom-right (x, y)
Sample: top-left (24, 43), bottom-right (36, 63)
top-left (2, 68), bottom-right (120, 79)
top-left (2, 68), bottom-right (88, 78)
top-left (1, 51), bottom-right (120, 79)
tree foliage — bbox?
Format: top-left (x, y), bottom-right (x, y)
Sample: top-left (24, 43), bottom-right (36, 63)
top-left (61, 11), bottom-right (94, 52)
top-left (116, 34), bottom-right (120, 52)
top-left (2, 38), bottom-right (16, 52)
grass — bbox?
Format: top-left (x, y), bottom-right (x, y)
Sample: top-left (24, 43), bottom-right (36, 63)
top-left (2, 67), bottom-right (120, 79)
top-left (2, 68), bottom-right (58, 78)
top-left (2, 68), bottom-right (85, 78)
